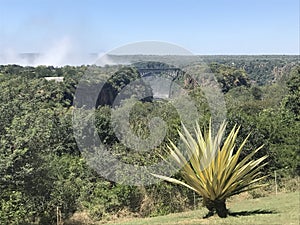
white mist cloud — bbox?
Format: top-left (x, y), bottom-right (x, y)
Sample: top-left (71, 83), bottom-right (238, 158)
top-left (0, 36), bottom-right (98, 67)
top-left (34, 37), bottom-right (72, 66)
top-left (0, 49), bottom-right (30, 66)
top-left (96, 54), bottom-right (117, 66)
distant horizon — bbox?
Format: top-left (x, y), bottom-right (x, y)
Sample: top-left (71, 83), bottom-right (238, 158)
top-left (2, 52), bottom-right (299, 56)
top-left (0, 52), bottom-right (298, 67)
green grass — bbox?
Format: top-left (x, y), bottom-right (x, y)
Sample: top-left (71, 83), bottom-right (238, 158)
top-left (104, 192), bottom-right (299, 225)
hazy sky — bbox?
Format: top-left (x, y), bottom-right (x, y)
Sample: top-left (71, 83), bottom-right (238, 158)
top-left (0, 0), bottom-right (299, 55)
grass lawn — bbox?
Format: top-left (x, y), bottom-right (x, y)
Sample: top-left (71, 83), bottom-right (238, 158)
top-left (104, 192), bottom-right (299, 225)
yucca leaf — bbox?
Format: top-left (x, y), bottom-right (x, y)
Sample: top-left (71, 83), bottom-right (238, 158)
top-left (151, 173), bottom-right (200, 194)
top-left (151, 120), bottom-right (268, 205)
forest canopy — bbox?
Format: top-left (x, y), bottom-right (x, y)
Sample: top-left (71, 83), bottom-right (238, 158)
top-left (0, 55), bottom-right (299, 224)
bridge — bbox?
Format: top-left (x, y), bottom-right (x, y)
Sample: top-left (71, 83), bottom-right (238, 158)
top-left (136, 68), bottom-right (183, 81)
top-left (135, 68), bottom-right (186, 99)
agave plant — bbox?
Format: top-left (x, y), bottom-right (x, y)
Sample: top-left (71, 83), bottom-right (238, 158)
top-left (152, 121), bottom-right (268, 218)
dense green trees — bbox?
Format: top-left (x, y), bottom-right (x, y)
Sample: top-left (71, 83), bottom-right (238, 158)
top-left (0, 59), bottom-right (298, 224)
top-left (225, 66), bottom-right (300, 176)
top-left (284, 66), bottom-right (300, 119)
top-left (209, 63), bottom-right (250, 93)
top-left (0, 73), bottom-right (82, 224)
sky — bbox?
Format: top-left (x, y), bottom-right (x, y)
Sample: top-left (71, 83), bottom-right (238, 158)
top-left (0, 0), bottom-right (299, 65)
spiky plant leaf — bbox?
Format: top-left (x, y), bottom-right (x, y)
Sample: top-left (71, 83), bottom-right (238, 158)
top-left (151, 120), bottom-right (268, 203)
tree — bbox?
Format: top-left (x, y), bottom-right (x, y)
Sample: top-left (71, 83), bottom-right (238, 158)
top-left (210, 63), bottom-right (250, 93)
top-left (284, 66), bottom-right (300, 119)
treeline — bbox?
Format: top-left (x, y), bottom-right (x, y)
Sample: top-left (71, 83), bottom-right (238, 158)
top-left (109, 54), bottom-right (299, 85)
top-left (0, 62), bottom-right (299, 224)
